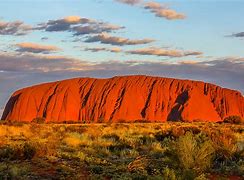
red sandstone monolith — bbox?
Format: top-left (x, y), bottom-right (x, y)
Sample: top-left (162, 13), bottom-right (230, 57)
top-left (2, 75), bottom-right (244, 122)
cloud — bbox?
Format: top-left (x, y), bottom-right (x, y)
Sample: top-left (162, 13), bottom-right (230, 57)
top-left (84, 46), bottom-right (202, 58)
top-left (63, 16), bottom-right (87, 23)
top-left (116, 0), bottom-right (142, 5)
top-left (0, 52), bottom-right (91, 72)
top-left (84, 47), bottom-right (122, 53)
top-left (0, 20), bottom-right (32, 35)
top-left (127, 47), bottom-right (202, 57)
top-left (144, 2), bottom-right (186, 20)
top-left (36, 16), bottom-right (93, 32)
top-left (114, 0), bottom-right (186, 20)
top-left (41, 37), bottom-right (48, 41)
top-left (229, 32), bottom-right (244, 38)
top-left (90, 58), bottom-right (244, 93)
top-left (0, 108), bottom-right (3, 118)
top-left (73, 24), bottom-right (123, 36)
top-left (36, 16), bottom-right (124, 35)
top-left (16, 42), bottom-right (60, 54)
top-left (85, 33), bottom-right (154, 46)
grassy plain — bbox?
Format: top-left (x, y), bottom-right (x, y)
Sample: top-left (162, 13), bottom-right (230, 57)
top-left (0, 122), bottom-right (243, 179)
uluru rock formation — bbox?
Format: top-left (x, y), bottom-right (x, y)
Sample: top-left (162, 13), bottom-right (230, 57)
top-left (1, 75), bottom-right (244, 122)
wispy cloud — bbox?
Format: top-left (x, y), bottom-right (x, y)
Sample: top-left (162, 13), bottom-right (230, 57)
top-left (229, 32), bottom-right (244, 38)
top-left (144, 2), bottom-right (186, 20)
top-left (0, 52), bottom-right (91, 72)
top-left (127, 47), bottom-right (202, 57)
top-left (84, 47), bottom-right (122, 53)
top-left (83, 45), bottom-right (202, 58)
top-left (114, 0), bottom-right (186, 20)
top-left (84, 33), bottom-right (154, 46)
top-left (16, 42), bottom-right (60, 54)
top-left (73, 24), bottom-right (123, 36)
top-left (116, 0), bottom-right (142, 5)
top-left (0, 20), bottom-right (32, 35)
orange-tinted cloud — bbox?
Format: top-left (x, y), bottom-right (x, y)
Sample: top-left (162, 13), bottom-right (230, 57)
top-left (36, 16), bottom-right (93, 32)
top-left (114, 0), bottom-right (186, 20)
top-left (85, 33), bottom-right (154, 46)
top-left (36, 16), bottom-right (124, 35)
top-left (16, 42), bottom-right (60, 54)
top-left (63, 16), bottom-right (86, 23)
top-left (144, 2), bottom-right (186, 20)
top-left (127, 47), bottom-right (202, 57)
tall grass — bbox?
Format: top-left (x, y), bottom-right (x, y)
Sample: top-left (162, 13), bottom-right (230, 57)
top-left (176, 132), bottom-right (215, 172)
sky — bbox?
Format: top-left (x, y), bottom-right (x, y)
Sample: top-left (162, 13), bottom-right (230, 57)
top-left (0, 0), bottom-right (244, 116)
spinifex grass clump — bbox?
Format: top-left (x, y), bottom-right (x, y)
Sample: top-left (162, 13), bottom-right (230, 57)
top-left (0, 123), bottom-right (243, 179)
top-left (176, 132), bottom-right (215, 172)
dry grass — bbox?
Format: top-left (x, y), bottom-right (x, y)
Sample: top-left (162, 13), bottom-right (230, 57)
top-left (0, 122), bottom-right (243, 179)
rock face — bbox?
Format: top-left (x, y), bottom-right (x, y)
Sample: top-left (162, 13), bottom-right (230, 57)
top-left (1, 75), bottom-right (244, 122)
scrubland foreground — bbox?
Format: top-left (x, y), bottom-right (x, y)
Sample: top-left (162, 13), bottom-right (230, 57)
top-left (0, 122), bottom-right (243, 179)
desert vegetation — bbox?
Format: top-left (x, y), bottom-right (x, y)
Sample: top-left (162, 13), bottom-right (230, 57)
top-left (0, 122), bottom-right (243, 179)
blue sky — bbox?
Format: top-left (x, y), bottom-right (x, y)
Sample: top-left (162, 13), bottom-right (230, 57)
top-left (0, 0), bottom-right (244, 115)
top-left (1, 0), bottom-right (244, 59)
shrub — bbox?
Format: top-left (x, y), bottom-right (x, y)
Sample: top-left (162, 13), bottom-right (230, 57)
top-left (211, 130), bottom-right (237, 160)
top-left (31, 117), bottom-right (46, 123)
top-left (0, 146), bottom-right (16, 160)
top-left (162, 167), bottom-right (177, 180)
top-left (90, 165), bottom-right (103, 174)
top-left (127, 156), bottom-right (149, 175)
top-left (22, 143), bottom-right (36, 160)
top-left (63, 132), bottom-right (84, 147)
top-left (0, 143), bottom-right (36, 160)
top-left (102, 133), bottom-right (120, 141)
top-left (0, 163), bottom-right (29, 179)
top-left (223, 116), bottom-right (243, 124)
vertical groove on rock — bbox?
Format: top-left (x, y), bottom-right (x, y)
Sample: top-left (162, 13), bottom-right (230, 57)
top-left (81, 79), bottom-right (96, 108)
top-left (109, 87), bottom-right (126, 121)
top-left (43, 84), bottom-right (59, 118)
top-left (141, 80), bottom-right (157, 118)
